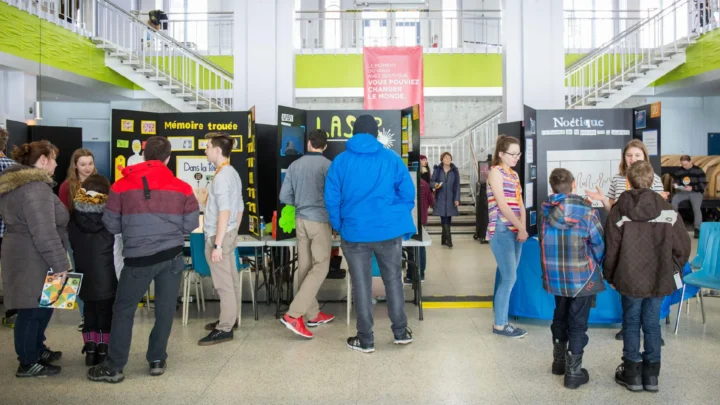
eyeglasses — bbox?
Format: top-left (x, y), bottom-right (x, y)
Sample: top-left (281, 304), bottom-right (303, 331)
top-left (504, 152), bottom-right (522, 158)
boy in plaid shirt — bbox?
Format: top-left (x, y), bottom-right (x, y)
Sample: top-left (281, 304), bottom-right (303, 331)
top-left (539, 168), bottom-right (605, 390)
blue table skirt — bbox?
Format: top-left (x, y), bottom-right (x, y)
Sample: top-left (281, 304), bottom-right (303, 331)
top-left (492, 237), bottom-right (699, 324)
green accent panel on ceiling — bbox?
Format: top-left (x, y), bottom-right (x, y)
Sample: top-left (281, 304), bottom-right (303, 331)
top-left (294, 53), bottom-right (586, 88)
top-left (295, 54), bottom-right (364, 88)
top-left (147, 57), bottom-right (232, 90)
top-left (207, 56), bottom-right (234, 74)
top-left (0, 2), bottom-right (135, 89)
top-left (653, 29), bottom-right (720, 86)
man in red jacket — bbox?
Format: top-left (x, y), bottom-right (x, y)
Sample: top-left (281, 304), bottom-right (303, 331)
top-left (88, 136), bottom-right (199, 384)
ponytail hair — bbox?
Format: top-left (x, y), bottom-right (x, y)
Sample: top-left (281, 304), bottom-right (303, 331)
top-left (11, 141), bottom-right (59, 167)
top-left (492, 135), bottom-right (520, 166)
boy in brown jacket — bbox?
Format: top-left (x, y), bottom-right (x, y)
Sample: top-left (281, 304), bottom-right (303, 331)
top-left (604, 161), bottom-right (691, 393)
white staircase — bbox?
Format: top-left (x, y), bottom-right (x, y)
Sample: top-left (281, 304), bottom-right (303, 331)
top-left (566, 0), bottom-right (719, 108)
top-left (92, 0), bottom-right (233, 112)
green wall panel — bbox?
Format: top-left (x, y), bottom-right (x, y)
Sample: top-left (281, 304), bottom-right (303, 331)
top-left (294, 53), bottom-right (586, 89)
top-left (654, 29), bottom-right (720, 86)
top-left (0, 2), bottom-right (135, 89)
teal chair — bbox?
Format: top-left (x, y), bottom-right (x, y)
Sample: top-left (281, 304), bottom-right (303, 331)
top-left (675, 233), bottom-right (720, 334)
top-left (182, 233), bottom-right (255, 326)
top-left (691, 222), bottom-right (720, 269)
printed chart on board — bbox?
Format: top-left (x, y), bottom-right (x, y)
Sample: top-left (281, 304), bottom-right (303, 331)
top-left (546, 149), bottom-right (621, 207)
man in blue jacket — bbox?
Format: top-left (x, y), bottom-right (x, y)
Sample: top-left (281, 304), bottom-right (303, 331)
top-left (325, 115), bottom-right (416, 353)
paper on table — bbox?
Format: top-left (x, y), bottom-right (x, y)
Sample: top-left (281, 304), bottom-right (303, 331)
top-left (643, 130), bottom-right (658, 156)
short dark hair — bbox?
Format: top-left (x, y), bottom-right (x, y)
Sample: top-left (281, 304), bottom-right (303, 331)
top-left (82, 174), bottom-right (110, 195)
top-left (206, 132), bottom-right (232, 157)
top-left (680, 155), bottom-right (692, 162)
top-left (144, 136), bottom-right (172, 162)
top-left (549, 168), bottom-right (575, 194)
top-left (308, 129), bottom-right (328, 149)
top-left (627, 161), bottom-right (655, 190)
top-left (0, 128), bottom-right (8, 152)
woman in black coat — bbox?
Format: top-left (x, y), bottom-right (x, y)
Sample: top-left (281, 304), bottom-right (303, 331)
top-left (68, 174), bottom-right (117, 366)
top-left (430, 152), bottom-right (461, 247)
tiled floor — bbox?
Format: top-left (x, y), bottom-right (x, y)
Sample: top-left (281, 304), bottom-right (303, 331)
top-left (1, 235), bottom-right (719, 404)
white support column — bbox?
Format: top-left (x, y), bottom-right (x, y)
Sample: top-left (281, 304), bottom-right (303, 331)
top-left (1, 72), bottom-right (37, 124)
top-left (502, 0), bottom-right (564, 122)
top-left (234, 0), bottom-right (295, 124)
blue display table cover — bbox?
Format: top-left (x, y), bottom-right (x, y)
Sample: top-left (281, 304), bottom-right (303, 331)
top-left (492, 237), bottom-right (699, 324)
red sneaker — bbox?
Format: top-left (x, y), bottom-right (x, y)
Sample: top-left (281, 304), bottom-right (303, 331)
top-left (307, 312), bottom-right (335, 327)
top-left (280, 314), bottom-right (313, 339)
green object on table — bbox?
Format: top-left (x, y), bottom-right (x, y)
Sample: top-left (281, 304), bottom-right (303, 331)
top-left (279, 205), bottom-right (296, 234)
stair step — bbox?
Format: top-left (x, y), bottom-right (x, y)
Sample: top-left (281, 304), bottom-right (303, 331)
top-left (162, 85), bottom-right (181, 90)
top-left (148, 76), bottom-right (171, 83)
top-left (175, 93), bottom-right (195, 98)
top-left (109, 52), bottom-right (130, 60)
top-left (189, 101), bottom-right (209, 107)
top-left (134, 69), bottom-right (155, 74)
top-left (426, 224), bottom-right (477, 235)
top-left (91, 37), bottom-right (104, 44)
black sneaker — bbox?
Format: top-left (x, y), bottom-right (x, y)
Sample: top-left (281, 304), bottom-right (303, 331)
top-left (204, 320), bottom-right (239, 331)
top-left (77, 318), bottom-right (84, 332)
top-left (40, 347), bottom-right (62, 363)
top-left (615, 329), bottom-right (624, 341)
top-left (198, 329), bottom-right (234, 346)
top-left (88, 363), bottom-right (125, 383)
top-left (394, 327), bottom-right (413, 345)
top-left (149, 360), bottom-right (167, 376)
top-left (403, 277), bottom-right (413, 286)
top-left (346, 336), bottom-right (375, 353)
top-left (16, 361), bottom-right (61, 378)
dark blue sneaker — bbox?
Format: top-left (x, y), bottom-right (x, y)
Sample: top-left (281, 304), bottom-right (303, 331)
top-left (347, 336), bottom-right (375, 353)
top-left (493, 324), bottom-right (528, 339)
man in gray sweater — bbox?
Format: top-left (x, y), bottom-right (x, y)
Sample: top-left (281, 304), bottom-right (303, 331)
top-left (279, 129), bottom-right (334, 338)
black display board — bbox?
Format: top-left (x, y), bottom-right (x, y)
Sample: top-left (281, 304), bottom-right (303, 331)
top-left (111, 108), bottom-right (258, 237)
top-left (6, 121), bottom-right (82, 195)
top-left (274, 105), bottom-right (421, 241)
top-left (633, 103), bottom-right (662, 174)
top-left (256, 123), bottom-right (278, 225)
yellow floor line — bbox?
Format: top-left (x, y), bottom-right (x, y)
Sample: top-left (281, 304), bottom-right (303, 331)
top-left (422, 302), bottom-right (493, 309)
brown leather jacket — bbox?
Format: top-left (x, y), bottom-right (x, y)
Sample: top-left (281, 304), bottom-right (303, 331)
top-left (603, 189), bottom-right (691, 298)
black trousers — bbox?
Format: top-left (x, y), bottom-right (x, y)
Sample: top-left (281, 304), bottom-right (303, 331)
top-left (551, 295), bottom-right (593, 355)
top-left (83, 297), bottom-right (115, 332)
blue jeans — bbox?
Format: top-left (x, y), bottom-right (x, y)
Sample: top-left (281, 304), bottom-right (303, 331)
top-left (106, 254), bottom-right (185, 371)
top-left (15, 308), bottom-right (54, 365)
top-left (551, 296), bottom-right (593, 355)
top-left (490, 221), bottom-right (522, 326)
top-left (622, 296), bottom-right (663, 363)
top-left (342, 237), bottom-right (407, 346)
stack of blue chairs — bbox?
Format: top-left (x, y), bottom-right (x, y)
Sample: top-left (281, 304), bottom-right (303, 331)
top-left (674, 223), bottom-right (720, 334)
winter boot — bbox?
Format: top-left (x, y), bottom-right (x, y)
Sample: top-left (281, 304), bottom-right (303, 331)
top-left (615, 358), bottom-right (643, 392)
top-left (443, 225), bottom-right (453, 248)
top-left (82, 342), bottom-right (97, 366)
top-left (564, 351), bottom-right (589, 389)
top-left (642, 360), bottom-right (660, 392)
top-left (552, 340), bottom-right (567, 375)
top-left (440, 226), bottom-right (448, 246)
top-left (96, 332), bottom-right (110, 365)
top-left (96, 344), bottom-right (108, 365)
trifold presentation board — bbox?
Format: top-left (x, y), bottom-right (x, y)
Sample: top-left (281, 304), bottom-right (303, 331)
top-left (110, 108), bottom-right (261, 238)
top-left (506, 103), bottom-right (661, 236)
top-left (275, 105), bottom-right (422, 241)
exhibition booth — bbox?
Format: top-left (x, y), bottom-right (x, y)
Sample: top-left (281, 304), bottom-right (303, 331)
top-left (494, 103), bottom-right (697, 324)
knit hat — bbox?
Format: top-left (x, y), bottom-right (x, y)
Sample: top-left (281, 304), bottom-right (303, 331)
top-left (353, 115), bottom-right (378, 137)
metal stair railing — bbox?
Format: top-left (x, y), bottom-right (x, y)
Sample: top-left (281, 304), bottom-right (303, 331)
top-left (421, 106), bottom-right (502, 177)
top-left (94, 0), bottom-right (234, 111)
top-left (565, 0), bottom-right (719, 108)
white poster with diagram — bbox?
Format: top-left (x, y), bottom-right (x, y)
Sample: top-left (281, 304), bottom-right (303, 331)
top-left (175, 156), bottom-right (217, 210)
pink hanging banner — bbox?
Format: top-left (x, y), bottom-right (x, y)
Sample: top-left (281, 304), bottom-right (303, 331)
top-left (363, 46), bottom-right (424, 135)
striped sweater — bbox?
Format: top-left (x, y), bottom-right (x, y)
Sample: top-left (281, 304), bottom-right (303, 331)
top-left (486, 164), bottom-right (522, 240)
top-left (673, 165), bottom-right (707, 194)
top-left (103, 161), bottom-right (199, 266)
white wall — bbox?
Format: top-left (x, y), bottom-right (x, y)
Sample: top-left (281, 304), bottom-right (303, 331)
top-left (295, 96), bottom-right (502, 137)
top-left (41, 102), bottom-right (112, 141)
top-left (621, 96), bottom-right (720, 156)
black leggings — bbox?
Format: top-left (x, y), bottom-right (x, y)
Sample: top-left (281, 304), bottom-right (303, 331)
top-left (441, 216), bottom-right (452, 225)
top-left (83, 297), bottom-right (115, 332)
